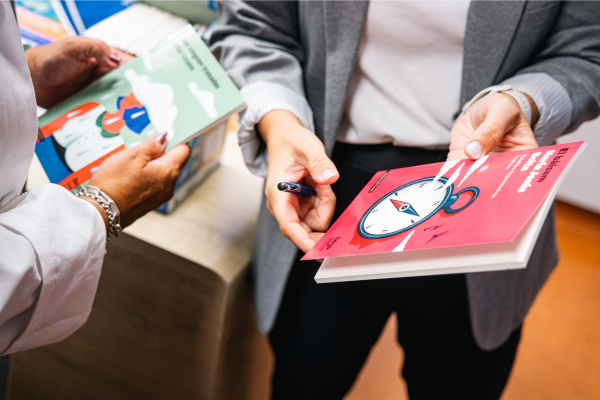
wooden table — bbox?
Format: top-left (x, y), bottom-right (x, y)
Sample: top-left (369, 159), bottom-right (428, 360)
top-left (10, 133), bottom-right (273, 400)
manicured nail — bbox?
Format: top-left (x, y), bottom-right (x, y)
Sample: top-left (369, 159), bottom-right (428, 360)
top-left (466, 141), bottom-right (483, 159)
top-left (321, 169), bottom-right (337, 181)
top-left (155, 132), bottom-right (168, 145)
top-left (109, 54), bottom-right (122, 64)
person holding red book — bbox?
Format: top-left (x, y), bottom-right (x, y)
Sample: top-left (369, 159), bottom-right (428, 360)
top-left (211, 1), bottom-right (600, 398)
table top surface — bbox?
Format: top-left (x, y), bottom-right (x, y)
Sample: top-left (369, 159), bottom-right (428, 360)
top-left (28, 132), bottom-right (265, 283)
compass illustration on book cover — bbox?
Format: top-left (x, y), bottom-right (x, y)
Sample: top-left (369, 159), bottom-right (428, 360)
top-left (358, 177), bottom-right (479, 239)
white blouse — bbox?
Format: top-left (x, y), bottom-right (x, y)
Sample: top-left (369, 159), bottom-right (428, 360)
top-left (0, 0), bottom-right (106, 355)
top-left (336, 0), bottom-right (471, 148)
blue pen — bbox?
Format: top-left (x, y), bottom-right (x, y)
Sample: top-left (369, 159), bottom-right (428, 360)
top-left (277, 182), bottom-right (316, 196)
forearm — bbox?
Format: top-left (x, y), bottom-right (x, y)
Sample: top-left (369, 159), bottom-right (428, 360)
top-left (211, 1), bottom-right (313, 177)
top-left (0, 184), bottom-right (105, 355)
top-left (503, 2), bottom-right (600, 139)
top-left (258, 110), bottom-right (304, 145)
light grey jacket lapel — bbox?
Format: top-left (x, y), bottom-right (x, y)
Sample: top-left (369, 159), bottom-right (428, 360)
top-left (322, 0), bottom-right (369, 154)
top-left (461, 1), bottom-right (527, 104)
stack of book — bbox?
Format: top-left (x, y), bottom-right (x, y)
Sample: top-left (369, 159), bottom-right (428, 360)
top-left (83, 3), bottom-right (198, 55)
top-left (16, 0), bottom-right (74, 47)
top-left (305, 142), bottom-right (587, 281)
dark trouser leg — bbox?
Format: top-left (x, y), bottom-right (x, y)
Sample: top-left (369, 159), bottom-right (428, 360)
top-left (396, 273), bottom-right (521, 400)
top-left (268, 144), bottom-right (449, 400)
top-left (0, 355), bottom-right (10, 400)
top-left (269, 253), bottom-right (393, 400)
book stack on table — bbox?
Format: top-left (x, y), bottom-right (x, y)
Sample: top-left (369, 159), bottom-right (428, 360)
top-left (83, 3), bottom-right (200, 55)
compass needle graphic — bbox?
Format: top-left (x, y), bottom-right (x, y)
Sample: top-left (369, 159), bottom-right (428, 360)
top-left (390, 199), bottom-right (420, 216)
top-left (359, 177), bottom-right (479, 239)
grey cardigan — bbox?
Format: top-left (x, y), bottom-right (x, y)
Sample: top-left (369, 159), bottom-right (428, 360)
top-left (211, 1), bottom-right (600, 349)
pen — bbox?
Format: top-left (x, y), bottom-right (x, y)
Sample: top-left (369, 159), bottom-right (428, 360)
top-left (277, 182), bottom-right (316, 196)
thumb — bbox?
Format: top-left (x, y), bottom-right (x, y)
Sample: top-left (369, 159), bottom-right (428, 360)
top-left (132, 132), bottom-right (168, 162)
top-left (464, 107), bottom-right (512, 160)
top-left (302, 143), bottom-right (339, 185)
top-left (152, 143), bottom-right (191, 170)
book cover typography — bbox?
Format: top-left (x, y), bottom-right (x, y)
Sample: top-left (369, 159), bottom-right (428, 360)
top-left (304, 142), bottom-right (585, 260)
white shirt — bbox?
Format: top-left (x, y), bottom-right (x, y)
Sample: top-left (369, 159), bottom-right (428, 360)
top-left (336, 1), bottom-right (471, 147)
top-left (0, 0), bottom-right (105, 355)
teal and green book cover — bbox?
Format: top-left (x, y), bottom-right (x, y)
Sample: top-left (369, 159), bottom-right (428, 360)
top-left (36, 25), bottom-right (245, 192)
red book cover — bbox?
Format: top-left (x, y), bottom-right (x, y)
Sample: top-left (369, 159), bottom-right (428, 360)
top-left (304, 142), bottom-right (585, 261)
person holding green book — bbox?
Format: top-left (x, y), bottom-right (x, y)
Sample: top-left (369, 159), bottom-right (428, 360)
top-left (0, 1), bottom-right (189, 395)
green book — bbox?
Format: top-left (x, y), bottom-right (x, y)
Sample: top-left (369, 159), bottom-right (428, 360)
top-left (36, 24), bottom-right (245, 191)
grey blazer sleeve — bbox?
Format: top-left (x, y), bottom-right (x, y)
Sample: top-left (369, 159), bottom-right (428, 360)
top-left (210, 1), bottom-right (313, 176)
top-left (507, 2), bottom-right (600, 145)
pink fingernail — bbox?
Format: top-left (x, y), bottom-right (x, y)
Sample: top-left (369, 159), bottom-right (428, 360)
top-left (321, 169), bottom-right (337, 181)
top-left (466, 141), bottom-right (483, 159)
top-left (155, 132), bottom-right (168, 145)
top-left (109, 54), bottom-right (122, 63)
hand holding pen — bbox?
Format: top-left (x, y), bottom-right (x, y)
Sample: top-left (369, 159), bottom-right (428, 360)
top-left (260, 110), bottom-right (339, 253)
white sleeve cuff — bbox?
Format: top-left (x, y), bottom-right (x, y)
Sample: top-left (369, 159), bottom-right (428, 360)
top-left (501, 73), bottom-right (573, 146)
top-left (238, 82), bottom-right (315, 177)
top-left (0, 184), bottom-right (106, 355)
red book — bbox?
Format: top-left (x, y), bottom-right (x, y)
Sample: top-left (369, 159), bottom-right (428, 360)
top-left (304, 142), bottom-right (587, 283)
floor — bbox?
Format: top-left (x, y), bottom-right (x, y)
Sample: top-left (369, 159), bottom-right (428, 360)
top-left (344, 201), bottom-right (600, 400)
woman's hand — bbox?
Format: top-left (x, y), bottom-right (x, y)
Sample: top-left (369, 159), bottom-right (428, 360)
top-left (448, 92), bottom-right (539, 161)
top-left (86, 132), bottom-right (190, 229)
top-left (26, 37), bottom-right (133, 109)
top-left (259, 110), bottom-right (338, 253)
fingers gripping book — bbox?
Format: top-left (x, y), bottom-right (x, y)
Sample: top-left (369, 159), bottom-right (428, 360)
top-left (303, 142), bottom-right (587, 283)
top-left (35, 25), bottom-right (245, 192)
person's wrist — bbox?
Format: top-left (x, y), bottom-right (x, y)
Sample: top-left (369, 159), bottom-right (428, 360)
top-left (258, 109), bottom-right (304, 145)
top-left (460, 85), bottom-right (540, 129)
top-left (77, 186), bottom-right (122, 241)
top-left (497, 91), bottom-right (539, 128)
top-left (88, 181), bottom-right (128, 218)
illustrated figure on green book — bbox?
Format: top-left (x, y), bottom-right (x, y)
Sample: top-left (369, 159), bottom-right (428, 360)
top-left (48, 102), bottom-right (124, 176)
top-left (100, 92), bottom-right (152, 136)
top-left (36, 70), bottom-right (180, 184)
top-left (46, 92), bottom-right (153, 176)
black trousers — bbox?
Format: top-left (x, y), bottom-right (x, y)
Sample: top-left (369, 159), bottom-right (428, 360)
top-left (269, 143), bottom-right (521, 400)
top-left (0, 355), bottom-right (9, 400)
